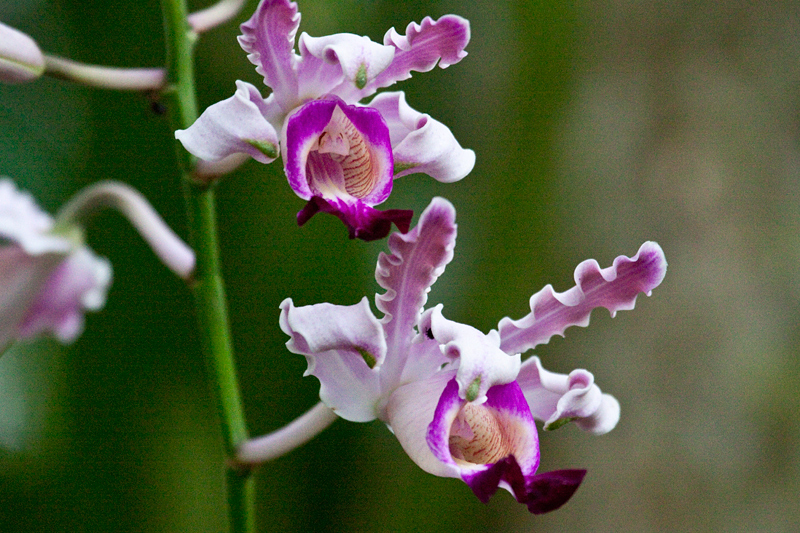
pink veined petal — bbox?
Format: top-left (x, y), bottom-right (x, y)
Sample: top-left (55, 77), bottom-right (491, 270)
top-left (282, 99), bottom-right (394, 205)
top-left (279, 297), bottom-right (385, 422)
top-left (419, 304), bottom-right (520, 404)
top-left (298, 32), bottom-right (395, 99)
top-left (498, 241), bottom-right (668, 355)
top-left (175, 81), bottom-right (280, 164)
top-left (374, 198), bottom-right (457, 389)
top-left (426, 378), bottom-right (541, 506)
top-left (516, 356), bottom-right (620, 435)
top-left (238, 0), bottom-right (300, 112)
top-left (336, 15), bottom-right (471, 102)
top-left (368, 92), bottom-right (475, 182)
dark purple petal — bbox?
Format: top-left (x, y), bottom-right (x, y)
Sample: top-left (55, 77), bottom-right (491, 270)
top-left (238, 0), bottom-right (300, 112)
top-left (375, 198), bottom-right (457, 385)
top-left (498, 242), bottom-right (667, 355)
top-left (524, 469), bottom-right (587, 514)
top-left (296, 196), bottom-right (412, 241)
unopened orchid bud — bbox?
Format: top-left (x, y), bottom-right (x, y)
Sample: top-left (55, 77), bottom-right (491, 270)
top-left (0, 22), bottom-right (45, 83)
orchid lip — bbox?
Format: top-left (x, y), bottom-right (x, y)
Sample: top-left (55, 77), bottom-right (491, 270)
top-left (284, 99), bottom-right (394, 206)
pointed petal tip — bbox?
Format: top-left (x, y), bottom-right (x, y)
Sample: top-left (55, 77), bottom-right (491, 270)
top-left (526, 469), bottom-right (587, 514)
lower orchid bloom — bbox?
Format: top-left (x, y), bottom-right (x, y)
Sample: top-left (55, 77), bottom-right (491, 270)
top-left (0, 179), bottom-right (194, 354)
top-left (175, 0), bottom-right (475, 240)
top-left (278, 197), bottom-right (667, 512)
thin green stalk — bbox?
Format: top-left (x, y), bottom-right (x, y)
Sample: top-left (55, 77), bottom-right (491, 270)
top-left (160, 1), bottom-right (254, 532)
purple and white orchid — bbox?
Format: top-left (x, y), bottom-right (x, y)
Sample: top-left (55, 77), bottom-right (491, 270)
top-left (175, 0), bottom-right (475, 241)
top-left (0, 179), bottom-right (111, 352)
top-left (279, 197), bottom-right (667, 513)
top-left (0, 179), bottom-right (195, 354)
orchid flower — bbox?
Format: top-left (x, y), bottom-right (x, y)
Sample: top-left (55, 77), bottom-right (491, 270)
top-left (175, 0), bottom-right (475, 241)
top-left (0, 179), bottom-right (194, 354)
top-left (278, 198), bottom-right (667, 513)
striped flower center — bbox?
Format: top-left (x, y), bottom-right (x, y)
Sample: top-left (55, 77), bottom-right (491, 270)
top-left (449, 403), bottom-right (514, 465)
top-left (313, 106), bottom-right (377, 199)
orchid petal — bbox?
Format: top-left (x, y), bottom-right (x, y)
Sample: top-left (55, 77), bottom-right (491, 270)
top-left (384, 370), bottom-right (456, 478)
top-left (279, 297), bottom-right (385, 422)
top-left (426, 378), bottom-right (541, 504)
top-left (296, 196), bottom-right (411, 241)
top-left (0, 22), bottom-right (45, 84)
top-left (17, 248), bottom-right (112, 343)
top-left (337, 15), bottom-right (470, 102)
top-left (420, 305), bottom-right (521, 404)
top-left (299, 32), bottom-right (394, 96)
top-left (375, 198), bottom-right (457, 387)
top-left (238, 0), bottom-right (300, 112)
top-left (283, 99), bottom-right (393, 205)
top-left (175, 81), bottom-right (279, 164)
top-left (524, 469), bottom-right (587, 514)
top-left (517, 356), bottom-right (620, 435)
top-left (498, 242), bottom-right (667, 355)
top-left (368, 92), bottom-right (474, 182)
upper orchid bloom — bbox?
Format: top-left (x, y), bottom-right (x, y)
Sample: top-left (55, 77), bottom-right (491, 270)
top-left (0, 179), bottom-right (110, 352)
top-left (0, 179), bottom-right (195, 354)
top-left (279, 197), bottom-right (667, 513)
top-left (175, 0), bottom-right (475, 241)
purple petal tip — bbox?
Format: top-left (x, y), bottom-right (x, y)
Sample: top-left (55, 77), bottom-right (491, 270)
top-left (297, 196), bottom-right (412, 241)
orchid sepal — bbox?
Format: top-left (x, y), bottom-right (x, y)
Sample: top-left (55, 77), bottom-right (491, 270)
top-left (174, 80), bottom-right (280, 164)
top-left (498, 241), bottom-right (667, 355)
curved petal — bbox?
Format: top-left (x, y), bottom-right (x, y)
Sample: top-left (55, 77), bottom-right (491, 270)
top-left (279, 297), bottom-right (385, 422)
top-left (336, 15), bottom-right (471, 102)
top-left (368, 92), bottom-right (474, 182)
top-left (384, 370), bottom-right (456, 478)
top-left (498, 241), bottom-right (668, 355)
top-left (296, 196), bottom-right (411, 242)
top-left (298, 32), bottom-right (394, 98)
top-left (175, 81), bottom-right (279, 164)
top-left (0, 22), bottom-right (45, 84)
top-left (375, 198), bottom-right (457, 388)
top-left (283, 99), bottom-right (393, 205)
top-left (426, 378), bottom-right (541, 506)
top-left (516, 356), bottom-right (620, 435)
top-left (238, 0), bottom-right (300, 112)
top-left (17, 248), bottom-right (112, 343)
top-left (0, 247), bottom-right (63, 349)
top-left (420, 305), bottom-right (521, 404)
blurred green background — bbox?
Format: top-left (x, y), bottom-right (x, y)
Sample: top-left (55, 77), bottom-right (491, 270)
top-left (2, 0), bottom-right (799, 531)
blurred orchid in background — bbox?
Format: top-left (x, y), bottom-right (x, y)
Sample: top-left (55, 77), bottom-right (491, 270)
top-left (0, 179), bottom-right (111, 352)
top-left (175, 0), bottom-right (475, 240)
top-left (0, 179), bottom-right (195, 354)
top-left (278, 197), bottom-right (667, 512)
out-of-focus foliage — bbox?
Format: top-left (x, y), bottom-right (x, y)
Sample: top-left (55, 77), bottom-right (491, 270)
top-left (1, 0), bottom-right (798, 531)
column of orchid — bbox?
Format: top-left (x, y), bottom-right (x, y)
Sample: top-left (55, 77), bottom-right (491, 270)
top-left (0, 0), bottom-right (666, 531)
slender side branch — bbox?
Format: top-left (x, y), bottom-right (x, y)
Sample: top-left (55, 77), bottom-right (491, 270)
top-left (44, 55), bottom-right (165, 90)
top-left (188, 0), bottom-right (247, 33)
top-left (235, 403), bottom-right (338, 466)
top-left (55, 181), bottom-right (195, 280)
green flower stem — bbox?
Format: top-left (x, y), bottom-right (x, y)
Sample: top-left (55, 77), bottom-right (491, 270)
top-left (160, 1), bottom-right (254, 532)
